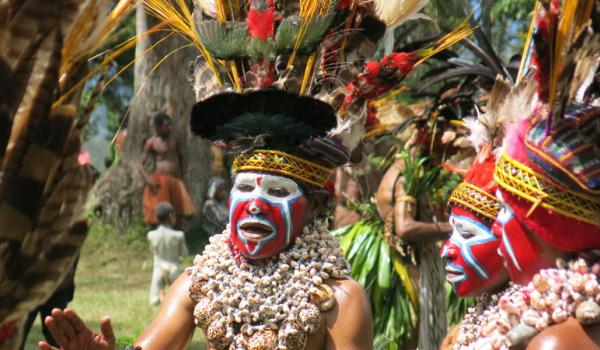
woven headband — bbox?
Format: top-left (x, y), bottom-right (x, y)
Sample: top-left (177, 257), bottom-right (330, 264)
top-left (233, 150), bottom-right (333, 188)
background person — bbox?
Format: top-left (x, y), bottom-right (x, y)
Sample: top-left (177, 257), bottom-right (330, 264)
top-left (147, 202), bottom-right (188, 305)
top-left (200, 176), bottom-right (229, 235)
top-left (141, 113), bottom-right (196, 227)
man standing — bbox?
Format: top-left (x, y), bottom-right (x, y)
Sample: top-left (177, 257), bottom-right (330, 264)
top-left (142, 113), bottom-right (196, 226)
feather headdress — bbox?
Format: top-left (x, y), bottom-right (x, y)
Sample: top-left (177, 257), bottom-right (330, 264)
top-left (142, 0), bottom-right (473, 192)
top-left (493, 0), bottom-right (600, 252)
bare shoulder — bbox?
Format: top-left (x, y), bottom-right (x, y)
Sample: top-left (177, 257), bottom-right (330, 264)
top-left (324, 278), bottom-right (373, 350)
top-left (328, 278), bottom-right (369, 307)
top-left (525, 318), bottom-right (600, 350)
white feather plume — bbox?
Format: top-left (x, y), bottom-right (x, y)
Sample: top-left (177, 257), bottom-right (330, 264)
top-left (193, 0), bottom-right (218, 18)
top-left (373, 0), bottom-right (430, 27)
top-left (374, 0), bottom-right (430, 54)
top-left (465, 76), bottom-right (538, 153)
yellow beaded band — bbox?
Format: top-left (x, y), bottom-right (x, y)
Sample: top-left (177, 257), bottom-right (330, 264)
top-left (494, 152), bottom-right (600, 226)
top-left (449, 182), bottom-right (499, 220)
top-left (233, 149), bottom-right (333, 188)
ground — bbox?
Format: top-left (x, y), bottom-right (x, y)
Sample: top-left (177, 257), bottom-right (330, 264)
top-left (23, 219), bottom-right (208, 350)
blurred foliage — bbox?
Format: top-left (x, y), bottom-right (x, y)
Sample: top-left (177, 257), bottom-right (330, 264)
top-left (82, 11), bottom-right (136, 143)
top-left (492, 0), bottom-right (536, 22)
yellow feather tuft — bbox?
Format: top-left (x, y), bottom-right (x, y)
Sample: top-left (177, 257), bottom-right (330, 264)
top-left (547, 0), bottom-right (594, 107)
top-left (414, 16), bottom-right (475, 66)
top-left (143, 0), bottom-right (223, 86)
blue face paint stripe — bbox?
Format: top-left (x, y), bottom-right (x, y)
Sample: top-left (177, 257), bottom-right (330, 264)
top-left (449, 214), bottom-right (497, 279)
top-left (450, 214), bottom-right (493, 236)
top-left (229, 189), bottom-right (303, 256)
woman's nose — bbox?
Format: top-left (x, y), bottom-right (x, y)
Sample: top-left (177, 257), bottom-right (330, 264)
top-left (248, 198), bottom-right (268, 215)
top-left (441, 244), bottom-right (459, 260)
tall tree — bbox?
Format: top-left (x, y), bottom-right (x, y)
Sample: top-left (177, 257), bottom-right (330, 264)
top-left (92, 3), bottom-right (212, 230)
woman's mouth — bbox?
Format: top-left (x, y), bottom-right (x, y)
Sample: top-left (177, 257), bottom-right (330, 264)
top-left (445, 265), bottom-right (465, 284)
top-left (239, 220), bottom-right (275, 241)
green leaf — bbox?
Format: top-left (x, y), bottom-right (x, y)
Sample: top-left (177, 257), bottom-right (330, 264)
top-left (377, 242), bottom-right (392, 289)
top-left (347, 230), bottom-right (367, 261)
top-left (359, 236), bottom-right (381, 286)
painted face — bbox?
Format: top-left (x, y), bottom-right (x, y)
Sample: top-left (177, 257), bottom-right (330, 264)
top-left (493, 190), bottom-right (556, 285)
top-left (229, 172), bottom-right (308, 259)
top-left (441, 207), bottom-right (507, 297)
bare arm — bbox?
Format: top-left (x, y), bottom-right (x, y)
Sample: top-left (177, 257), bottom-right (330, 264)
top-left (139, 138), bottom-right (154, 181)
top-left (325, 279), bottom-right (373, 350)
top-left (377, 160), bottom-right (451, 243)
top-left (393, 185), bottom-right (451, 242)
top-left (134, 273), bottom-right (196, 350)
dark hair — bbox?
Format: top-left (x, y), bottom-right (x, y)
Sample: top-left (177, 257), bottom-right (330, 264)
top-left (153, 112), bottom-right (171, 128)
top-left (155, 202), bottom-right (175, 223)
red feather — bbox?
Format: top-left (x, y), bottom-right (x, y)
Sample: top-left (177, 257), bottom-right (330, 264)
top-left (247, 0), bottom-right (275, 41)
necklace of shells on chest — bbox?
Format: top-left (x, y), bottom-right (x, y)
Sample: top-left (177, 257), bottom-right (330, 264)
top-left (453, 258), bottom-right (600, 350)
top-left (187, 220), bottom-right (350, 350)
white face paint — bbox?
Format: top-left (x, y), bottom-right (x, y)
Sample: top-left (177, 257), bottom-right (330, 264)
top-left (229, 172), bottom-right (308, 258)
top-left (494, 189), bottom-right (522, 272)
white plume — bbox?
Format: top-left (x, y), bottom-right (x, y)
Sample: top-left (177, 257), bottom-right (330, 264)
top-left (373, 0), bottom-right (430, 27)
top-left (374, 0), bottom-right (430, 54)
top-left (193, 0), bottom-right (217, 18)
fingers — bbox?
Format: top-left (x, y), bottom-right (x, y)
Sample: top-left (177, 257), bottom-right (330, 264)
top-left (63, 308), bottom-right (87, 334)
top-left (44, 313), bottom-right (69, 347)
top-left (52, 308), bottom-right (77, 339)
top-left (38, 341), bottom-right (59, 350)
top-left (100, 316), bottom-right (116, 344)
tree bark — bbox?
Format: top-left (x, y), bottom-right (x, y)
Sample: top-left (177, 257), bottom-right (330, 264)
top-left (91, 3), bottom-right (212, 230)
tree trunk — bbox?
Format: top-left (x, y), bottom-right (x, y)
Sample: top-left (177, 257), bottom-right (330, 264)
top-left (91, 3), bottom-right (212, 230)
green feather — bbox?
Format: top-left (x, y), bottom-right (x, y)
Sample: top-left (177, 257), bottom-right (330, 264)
top-left (247, 38), bottom-right (276, 61)
top-left (275, 15), bottom-right (301, 52)
top-left (299, 13), bottom-right (336, 54)
top-left (196, 20), bottom-right (248, 59)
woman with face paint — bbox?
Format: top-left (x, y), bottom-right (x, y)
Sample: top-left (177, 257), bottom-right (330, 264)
top-left (449, 2), bottom-right (600, 349)
top-left (437, 78), bottom-right (524, 349)
top-left (442, 152), bottom-right (507, 299)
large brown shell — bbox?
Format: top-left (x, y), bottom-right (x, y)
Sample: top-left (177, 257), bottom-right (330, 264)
top-left (299, 303), bottom-right (321, 333)
top-left (279, 322), bottom-right (308, 350)
top-left (248, 329), bottom-right (277, 350)
top-left (207, 319), bottom-right (233, 350)
top-left (193, 298), bottom-right (216, 330)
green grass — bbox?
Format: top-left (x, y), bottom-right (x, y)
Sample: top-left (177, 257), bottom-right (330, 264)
top-left (23, 218), bottom-right (207, 350)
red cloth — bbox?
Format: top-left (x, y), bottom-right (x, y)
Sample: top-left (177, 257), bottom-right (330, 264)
top-left (143, 173), bottom-right (196, 224)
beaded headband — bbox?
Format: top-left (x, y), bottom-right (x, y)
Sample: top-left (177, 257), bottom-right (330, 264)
top-left (448, 182), bottom-right (499, 220)
top-left (233, 149), bottom-right (333, 188)
top-left (494, 152), bottom-right (600, 226)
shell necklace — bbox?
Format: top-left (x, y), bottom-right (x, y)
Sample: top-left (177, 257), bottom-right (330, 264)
top-left (454, 258), bottom-right (600, 350)
top-left (187, 220), bottom-right (350, 350)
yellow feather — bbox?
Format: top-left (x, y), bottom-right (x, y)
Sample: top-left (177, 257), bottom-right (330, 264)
top-left (142, 0), bottom-right (223, 86)
top-left (414, 16), bottom-right (475, 66)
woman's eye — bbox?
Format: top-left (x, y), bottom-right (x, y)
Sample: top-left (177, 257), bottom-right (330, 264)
top-left (461, 231), bottom-right (475, 239)
top-left (237, 184), bottom-right (254, 192)
top-left (268, 187), bottom-right (289, 197)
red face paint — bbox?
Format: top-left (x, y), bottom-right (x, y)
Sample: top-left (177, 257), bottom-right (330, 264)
top-left (441, 207), bottom-right (507, 297)
top-left (493, 189), bottom-right (556, 285)
top-left (229, 173), bottom-right (308, 259)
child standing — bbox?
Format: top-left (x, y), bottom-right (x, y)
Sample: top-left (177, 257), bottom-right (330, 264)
top-left (147, 202), bottom-right (189, 305)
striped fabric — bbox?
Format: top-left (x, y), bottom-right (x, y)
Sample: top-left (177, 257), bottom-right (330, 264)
top-left (525, 104), bottom-right (600, 194)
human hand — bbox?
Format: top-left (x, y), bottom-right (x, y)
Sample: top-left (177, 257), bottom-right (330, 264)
top-left (38, 308), bottom-right (116, 350)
